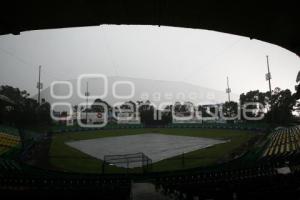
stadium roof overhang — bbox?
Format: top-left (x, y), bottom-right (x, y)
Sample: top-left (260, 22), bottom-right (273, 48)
top-left (1, 1), bottom-right (300, 56)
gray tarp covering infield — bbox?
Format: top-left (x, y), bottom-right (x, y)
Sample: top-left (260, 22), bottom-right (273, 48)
top-left (66, 133), bottom-right (228, 168)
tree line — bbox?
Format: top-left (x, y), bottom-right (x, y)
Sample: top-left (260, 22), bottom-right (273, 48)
top-left (0, 79), bottom-right (299, 128)
top-left (0, 85), bottom-right (51, 128)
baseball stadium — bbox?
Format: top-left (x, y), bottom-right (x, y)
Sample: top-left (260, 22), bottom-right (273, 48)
top-left (1, 2), bottom-right (300, 200)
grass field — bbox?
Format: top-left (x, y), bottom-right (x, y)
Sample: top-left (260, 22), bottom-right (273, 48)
top-left (49, 128), bottom-right (255, 173)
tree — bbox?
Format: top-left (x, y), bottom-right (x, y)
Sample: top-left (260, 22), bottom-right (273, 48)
top-left (119, 101), bottom-right (137, 113)
top-left (293, 82), bottom-right (300, 115)
top-left (73, 105), bottom-right (79, 112)
top-left (0, 85), bottom-right (29, 103)
top-left (161, 104), bottom-right (173, 124)
top-left (36, 98), bottom-right (51, 125)
top-left (198, 104), bottom-right (219, 119)
top-left (294, 83), bottom-right (300, 100)
top-left (138, 100), bottom-right (155, 125)
top-left (173, 101), bottom-right (195, 116)
top-left (90, 98), bottom-right (111, 113)
top-left (239, 90), bottom-right (268, 120)
top-left (265, 88), bottom-right (295, 124)
top-left (0, 85), bottom-right (52, 127)
top-left (221, 101), bottom-right (238, 123)
top-left (0, 85), bottom-right (33, 126)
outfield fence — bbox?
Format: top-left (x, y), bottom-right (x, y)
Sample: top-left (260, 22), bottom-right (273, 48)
top-left (51, 122), bottom-right (270, 133)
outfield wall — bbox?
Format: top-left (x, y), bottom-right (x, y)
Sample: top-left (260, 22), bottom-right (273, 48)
top-left (51, 122), bottom-right (270, 133)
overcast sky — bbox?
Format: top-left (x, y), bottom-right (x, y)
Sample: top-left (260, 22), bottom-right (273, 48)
top-left (0, 25), bottom-right (299, 97)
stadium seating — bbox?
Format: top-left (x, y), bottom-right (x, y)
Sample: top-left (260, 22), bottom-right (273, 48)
top-left (0, 125), bottom-right (19, 136)
top-left (0, 158), bottom-right (22, 172)
top-left (0, 132), bottom-right (20, 147)
top-left (0, 124), bottom-right (300, 198)
top-left (0, 146), bottom-right (9, 155)
top-left (154, 162), bottom-right (300, 199)
top-left (0, 131), bottom-right (21, 158)
top-left (261, 126), bottom-right (300, 160)
top-left (0, 164), bottom-right (131, 199)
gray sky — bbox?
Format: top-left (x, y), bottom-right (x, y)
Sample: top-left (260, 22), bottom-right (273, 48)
top-left (0, 25), bottom-right (299, 97)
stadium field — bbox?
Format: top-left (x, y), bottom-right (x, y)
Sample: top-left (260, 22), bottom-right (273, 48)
top-left (49, 128), bottom-right (256, 173)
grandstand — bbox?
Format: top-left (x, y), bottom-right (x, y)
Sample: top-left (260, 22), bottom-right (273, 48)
top-left (149, 127), bottom-right (300, 199)
top-left (0, 132), bottom-right (20, 147)
top-left (261, 126), bottom-right (300, 160)
top-left (154, 162), bottom-right (300, 199)
top-left (0, 126), bottom-right (21, 157)
top-left (1, 124), bottom-right (300, 198)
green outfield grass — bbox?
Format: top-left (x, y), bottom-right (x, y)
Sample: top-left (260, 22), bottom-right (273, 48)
top-left (49, 128), bottom-right (255, 173)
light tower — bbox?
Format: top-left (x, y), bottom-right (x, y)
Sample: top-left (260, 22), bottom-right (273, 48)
top-left (226, 76), bottom-right (231, 102)
top-left (265, 55), bottom-right (272, 95)
top-left (36, 65), bottom-right (43, 105)
top-left (85, 81), bottom-right (90, 124)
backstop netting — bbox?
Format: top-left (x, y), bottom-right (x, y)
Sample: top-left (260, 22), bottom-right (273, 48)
top-left (103, 152), bottom-right (152, 169)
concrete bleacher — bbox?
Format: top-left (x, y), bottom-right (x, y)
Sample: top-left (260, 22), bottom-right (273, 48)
top-left (0, 165), bottom-right (131, 198)
top-left (0, 124), bottom-right (299, 198)
top-left (0, 158), bottom-right (22, 172)
top-left (0, 146), bottom-right (9, 155)
top-left (0, 132), bottom-right (20, 147)
top-left (0, 128), bottom-right (21, 157)
top-left (261, 126), bottom-right (300, 160)
top-left (154, 161), bottom-right (300, 199)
